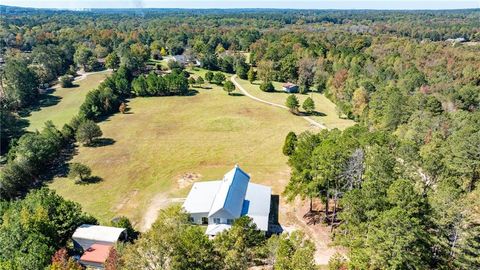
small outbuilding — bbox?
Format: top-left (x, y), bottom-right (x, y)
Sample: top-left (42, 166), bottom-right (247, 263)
top-left (283, 82), bottom-right (299, 93)
top-left (78, 244), bottom-right (112, 269)
top-left (72, 225), bottom-right (127, 251)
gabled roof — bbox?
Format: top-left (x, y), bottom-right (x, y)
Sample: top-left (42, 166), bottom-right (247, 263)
top-left (283, 82), bottom-right (298, 88)
top-left (72, 225), bottom-right (125, 243)
top-left (79, 244), bottom-right (112, 264)
top-left (182, 181), bottom-right (222, 213)
top-left (173, 54), bottom-right (190, 63)
top-left (205, 224), bottom-right (232, 236)
top-left (208, 165), bottom-right (250, 218)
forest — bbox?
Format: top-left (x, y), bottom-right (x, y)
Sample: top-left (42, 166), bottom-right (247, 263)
top-left (0, 5), bottom-right (479, 270)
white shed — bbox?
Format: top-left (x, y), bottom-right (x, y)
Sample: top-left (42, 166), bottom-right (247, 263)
top-left (72, 225), bottom-right (127, 251)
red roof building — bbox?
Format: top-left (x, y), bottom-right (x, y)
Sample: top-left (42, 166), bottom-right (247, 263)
top-left (282, 82), bottom-right (299, 93)
top-left (79, 244), bottom-right (112, 269)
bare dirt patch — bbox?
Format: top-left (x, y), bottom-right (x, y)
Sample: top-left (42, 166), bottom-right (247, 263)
top-left (139, 193), bottom-right (185, 232)
top-left (282, 198), bottom-right (347, 265)
top-left (177, 172), bottom-right (201, 189)
top-left (113, 189), bottom-right (139, 212)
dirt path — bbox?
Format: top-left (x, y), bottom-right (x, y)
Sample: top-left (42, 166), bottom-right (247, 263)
top-left (231, 75), bottom-right (327, 129)
top-left (139, 193), bottom-right (185, 232)
top-left (282, 199), bottom-right (346, 265)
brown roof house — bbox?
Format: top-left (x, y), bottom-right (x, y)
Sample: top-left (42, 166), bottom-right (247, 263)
top-left (72, 225), bottom-right (126, 269)
top-left (79, 244), bottom-right (113, 269)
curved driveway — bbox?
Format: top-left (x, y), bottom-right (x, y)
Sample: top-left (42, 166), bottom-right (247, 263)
top-left (230, 75), bottom-right (327, 129)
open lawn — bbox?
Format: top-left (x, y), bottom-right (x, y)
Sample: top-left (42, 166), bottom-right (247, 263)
top-left (234, 78), bottom-right (355, 130)
top-left (24, 71), bottom-right (111, 131)
top-left (49, 72), bottom-right (314, 228)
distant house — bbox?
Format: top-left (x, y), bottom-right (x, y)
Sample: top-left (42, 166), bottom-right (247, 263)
top-left (183, 165), bottom-right (271, 236)
top-left (283, 82), bottom-right (299, 93)
top-left (78, 244), bottom-right (112, 269)
top-left (172, 54), bottom-right (188, 65)
top-left (446, 37), bottom-right (466, 44)
top-left (172, 54), bottom-right (201, 66)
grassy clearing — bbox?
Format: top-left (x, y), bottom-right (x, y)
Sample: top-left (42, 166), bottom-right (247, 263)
top-left (48, 66), bottom-right (353, 231)
top-left (24, 71), bottom-right (111, 131)
top-left (49, 71), bottom-right (313, 226)
top-left (234, 78), bottom-right (355, 130)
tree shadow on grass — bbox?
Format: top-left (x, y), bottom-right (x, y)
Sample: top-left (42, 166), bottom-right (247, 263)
top-left (65, 84), bottom-right (80, 89)
top-left (37, 95), bottom-right (62, 108)
top-left (310, 111), bottom-right (327, 117)
top-left (76, 176), bottom-right (103, 185)
top-left (18, 94), bottom-right (62, 117)
top-left (229, 92), bottom-right (244, 97)
top-left (40, 142), bottom-right (78, 185)
top-left (298, 111), bottom-right (327, 117)
top-left (90, 138), bottom-right (115, 147)
top-left (196, 85), bottom-right (212, 90)
top-left (185, 89), bottom-right (199, 96)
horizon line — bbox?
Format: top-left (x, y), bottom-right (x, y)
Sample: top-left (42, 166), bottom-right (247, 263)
top-left (2, 4), bottom-right (480, 11)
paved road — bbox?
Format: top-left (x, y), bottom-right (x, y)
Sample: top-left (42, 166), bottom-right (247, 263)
top-left (230, 75), bottom-right (327, 129)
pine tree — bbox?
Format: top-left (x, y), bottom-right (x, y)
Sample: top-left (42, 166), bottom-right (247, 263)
top-left (283, 131), bottom-right (297, 156)
top-left (247, 67), bottom-right (256, 83)
top-left (302, 97), bottom-right (315, 114)
top-left (286, 95), bottom-right (300, 113)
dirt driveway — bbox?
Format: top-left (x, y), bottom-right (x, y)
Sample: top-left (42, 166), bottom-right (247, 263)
top-left (139, 193), bottom-right (185, 232)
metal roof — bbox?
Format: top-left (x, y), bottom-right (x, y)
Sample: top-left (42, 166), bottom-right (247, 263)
top-left (205, 224), bottom-right (232, 236)
top-left (208, 165), bottom-right (250, 218)
top-left (182, 180), bottom-right (222, 213)
top-left (79, 244), bottom-right (112, 264)
top-left (183, 165), bottom-right (271, 233)
top-left (243, 182), bottom-right (271, 231)
top-left (72, 225), bottom-right (126, 243)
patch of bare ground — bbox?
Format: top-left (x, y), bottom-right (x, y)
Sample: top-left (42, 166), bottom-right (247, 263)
top-left (139, 193), bottom-right (185, 232)
top-left (177, 172), bottom-right (201, 189)
top-left (249, 266), bottom-right (273, 270)
top-left (282, 198), bottom-right (347, 265)
top-left (464, 41), bottom-right (480, 46)
top-left (112, 189), bottom-right (139, 212)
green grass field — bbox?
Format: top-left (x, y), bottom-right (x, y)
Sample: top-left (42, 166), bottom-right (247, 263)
top-left (49, 71), bottom-right (314, 226)
top-left (48, 66), bottom-right (354, 230)
top-left (24, 71), bottom-right (111, 131)
top-left (234, 78), bottom-right (355, 130)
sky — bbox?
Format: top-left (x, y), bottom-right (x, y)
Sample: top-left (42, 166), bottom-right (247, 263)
top-left (2, 0), bottom-right (479, 10)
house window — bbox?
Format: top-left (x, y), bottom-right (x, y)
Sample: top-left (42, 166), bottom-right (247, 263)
top-left (202, 217), bottom-right (209, 225)
top-left (213, 218), bottom-right (220, 224)
top-left (188, 216), bottom-right (194, 223)
top-left (227, 219), bottom-right (234, 225)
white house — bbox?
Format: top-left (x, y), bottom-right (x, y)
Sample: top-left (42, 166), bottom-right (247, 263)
top-left (182, 165), bottom-right (271, 236)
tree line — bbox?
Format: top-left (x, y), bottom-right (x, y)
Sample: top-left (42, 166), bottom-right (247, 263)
top-left (119, 205), bottom-right (317, 270)
top-left (1, 6), bottom-right (479, 269)
top-left (283, 115), bottom-right (479, 268)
